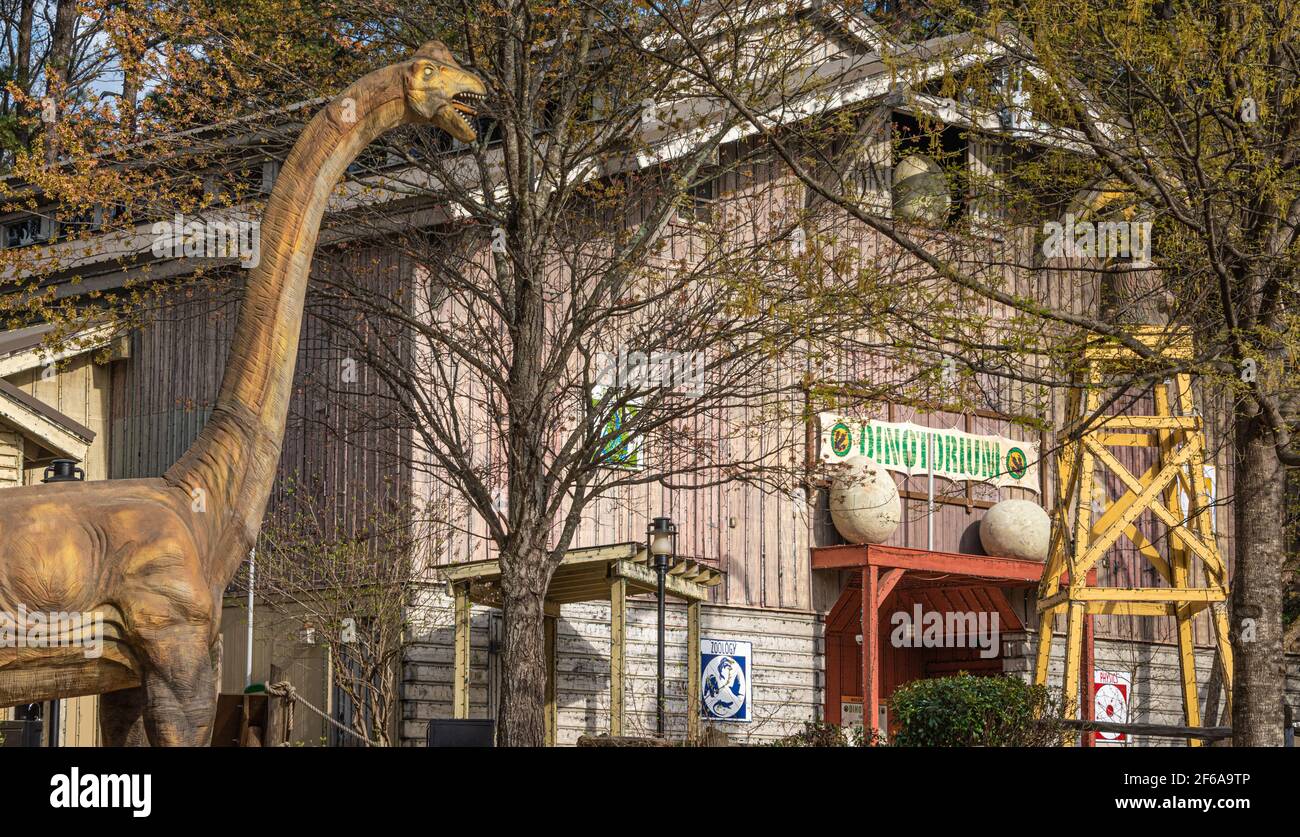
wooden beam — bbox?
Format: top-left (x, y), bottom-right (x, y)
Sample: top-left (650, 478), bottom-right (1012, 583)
top-left (1095, 433), bottom-right (1156, 447)
top-left (444, 541), bottom-right (642, 584)
top-left (862, 567), bottom-right (880, 742)
top-left (452, 582), bottom-right (471, 720)
top-left (687, 600), bottom-right (701, 743)
top-left (810, 545), bottom-right (869, 570)
top-left (1085, 437), bottom-right (1223, 581)
top-left (876, 568), bottom-right (905, 607)
top-left (609, 576), bottom-right (626, 737)
top-left (1173, 603), bottom-right (1202, 747)
top-left (865, 545), bottom-right (1043, 582)
top-left (1033, 606), bottom-right (1056, 686)
top-left (1076, 437), bottom-right (1200, 574)
top-left (610, 559), bottom-right (711, 602)
top-left (544, 615), bottom-right (557, 747)
top-left (1088, 415), bottom-right (1200, 430)
top-left (1070, 586), bottom-right (1225, 603)
top-left (1055, 718), bottom-right (1231, 741)
top-left (1211, 602), bottom-right (1234, 719)
top-left (1085, 328), bottom-right (1194, 360)
top-left (1069, 381), bottom-right (1100, 586)
top-left (1062, 602), bottom-right (1084, 738)
top-left (1084, 601), bottom-right (1179, 616)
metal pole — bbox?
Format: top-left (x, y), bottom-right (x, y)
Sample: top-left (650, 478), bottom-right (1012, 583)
top-left (927, 431), bottom-right (935, 551)
top-left (245, 547), bottom-right (255, 688)
top-left (656, 563), bottom-right (666, 737)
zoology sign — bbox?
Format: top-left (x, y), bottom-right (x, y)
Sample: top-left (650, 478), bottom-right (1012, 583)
top-left (819, 414), bottom-right (1040, 493)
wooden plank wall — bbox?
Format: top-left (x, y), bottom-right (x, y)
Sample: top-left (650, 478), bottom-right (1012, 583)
top-left (100, 127), bottom-right (1242, 666)
top-left (400, 585), bottom-right (821, 746)
top-left (0, 429), bottom-right (22, 486)
top-left (219, 603), bottom-right (330, 745)
top-left (108, 254), bottom-right (410, 530)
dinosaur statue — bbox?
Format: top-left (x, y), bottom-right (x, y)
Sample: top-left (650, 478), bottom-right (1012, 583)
top-left (0, 42), bottom-right (486, 745)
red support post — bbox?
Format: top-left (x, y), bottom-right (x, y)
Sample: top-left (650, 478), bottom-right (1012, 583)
top-left (862, 566), bottom-right (880, 743)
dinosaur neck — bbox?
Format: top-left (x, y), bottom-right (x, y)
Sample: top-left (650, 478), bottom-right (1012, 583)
top-left (167, 63), bottom-right (411, 557)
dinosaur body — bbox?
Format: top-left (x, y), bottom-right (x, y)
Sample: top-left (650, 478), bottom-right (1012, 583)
top-left (0, 42), bottom-right (485, 745)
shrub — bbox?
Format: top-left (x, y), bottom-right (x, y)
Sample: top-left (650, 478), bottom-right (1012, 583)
top-left (890, 674), bottom-right (1063, 747)
top-left (768, 721), bottom-right (862, 747)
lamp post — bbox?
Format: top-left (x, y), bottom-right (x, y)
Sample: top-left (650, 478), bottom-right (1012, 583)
top-left (647, 516), bottom-right (677, 737)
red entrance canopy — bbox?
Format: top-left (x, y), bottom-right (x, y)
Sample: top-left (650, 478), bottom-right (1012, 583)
top-left (813, 543), bottom-right (1045, 741)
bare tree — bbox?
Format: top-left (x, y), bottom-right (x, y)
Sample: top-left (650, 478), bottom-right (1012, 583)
top-left (252, 488), bottom-right (422, 747)
top-left (289, 0), bottom-right (896, 745)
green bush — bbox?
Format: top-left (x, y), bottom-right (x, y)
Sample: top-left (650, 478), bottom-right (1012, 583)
top-left (890, 674), bottom-right (1063, 747)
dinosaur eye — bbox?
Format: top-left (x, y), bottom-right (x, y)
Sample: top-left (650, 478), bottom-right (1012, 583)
top-left (424, 67), bottom-right (434, 77)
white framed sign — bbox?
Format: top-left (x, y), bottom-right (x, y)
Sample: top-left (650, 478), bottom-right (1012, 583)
top-left (820, 413), bottom-right (1040, 493)
top-left (700, 638), bottom-right (751, 722)
top-left (840, 698), bottom-right (863, 731)
top-left (1093, 669), bottom-right (1131, 745)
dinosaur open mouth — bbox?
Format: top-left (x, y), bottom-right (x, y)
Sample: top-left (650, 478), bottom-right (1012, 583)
top-left (450, 92), bottom-right (485, 129)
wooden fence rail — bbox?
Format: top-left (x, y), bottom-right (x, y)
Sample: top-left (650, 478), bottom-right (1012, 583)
top-left (1054, 719), bottom-right (1233, 741)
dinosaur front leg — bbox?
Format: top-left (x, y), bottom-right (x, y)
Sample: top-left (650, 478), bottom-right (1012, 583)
top-left (138, 627), bottom-right (219, 746)
top-left (100, 685), bottom-right (149, 746)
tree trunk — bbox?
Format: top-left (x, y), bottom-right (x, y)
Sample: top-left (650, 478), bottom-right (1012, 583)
top-left (44, 0), bottom-right (79, 166)
top-left (1231, 409), bottom-right (1287, 746)
top-left (121, 69), bottom-right (139, 136)
top-left (11, 0), bottom-right (36, 147)
top-left (498, 554), bottom-right (549, 747)
top-left (16, 0), bottom-right (35, 89)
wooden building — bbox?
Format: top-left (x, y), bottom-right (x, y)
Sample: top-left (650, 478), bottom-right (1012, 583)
top-left (1, 6), bottom-right (1296, 746)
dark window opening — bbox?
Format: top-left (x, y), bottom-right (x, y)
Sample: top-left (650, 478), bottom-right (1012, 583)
top-left (679, 167), bottom-right (719, 223)
top-left (891, 111), bottom-right (968, 226)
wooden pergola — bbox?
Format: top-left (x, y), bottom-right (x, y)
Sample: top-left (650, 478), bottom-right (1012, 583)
top-left (443, 542), bottom-right (724, 744)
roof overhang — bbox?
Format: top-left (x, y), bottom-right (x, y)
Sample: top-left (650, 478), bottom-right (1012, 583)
top-left (0, 378), bottom-right (95, 460)
top-left (444, 541), bottom-right (724, 606)
top-left (812, 542), bottom-right (1044, 584)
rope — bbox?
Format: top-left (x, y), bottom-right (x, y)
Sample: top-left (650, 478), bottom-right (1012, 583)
top-left (263, 680), bottom-right (380, 747)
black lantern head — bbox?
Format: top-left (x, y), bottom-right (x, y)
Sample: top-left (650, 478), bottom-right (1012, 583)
top-left (647, 516), bottom-right (676, 569)
top-left (42, 458), bottom-right (85, 483)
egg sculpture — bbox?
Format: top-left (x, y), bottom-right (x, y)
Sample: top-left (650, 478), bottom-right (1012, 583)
top-left (892, 153), bottom-right (952, 225)
top-left (829, 456), bottom-right (902, 544)
top-left (979, 498), bottom-right (1051, 561)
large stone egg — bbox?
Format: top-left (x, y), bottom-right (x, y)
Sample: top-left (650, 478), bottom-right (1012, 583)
top-left (829, 457), bottom-right (901, 544)
top-left (892, 154), bottom-right (952, 225)
top-left (979, 498), bottom-right (1050, 561)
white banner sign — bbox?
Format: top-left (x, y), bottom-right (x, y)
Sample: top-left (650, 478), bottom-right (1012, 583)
top-left (820, 414), bottom-right (1040, 493)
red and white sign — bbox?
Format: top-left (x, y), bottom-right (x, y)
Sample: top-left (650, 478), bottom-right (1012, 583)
top-left (1093, 670), bottom-right (1131, 745)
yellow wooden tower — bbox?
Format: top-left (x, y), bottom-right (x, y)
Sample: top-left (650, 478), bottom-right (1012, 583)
top-left (1033, 328), bottom-right (1232, 745)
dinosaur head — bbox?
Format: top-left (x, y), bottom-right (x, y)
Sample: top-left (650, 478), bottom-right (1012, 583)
top-left (405, 41), bottom-right (487, 143)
